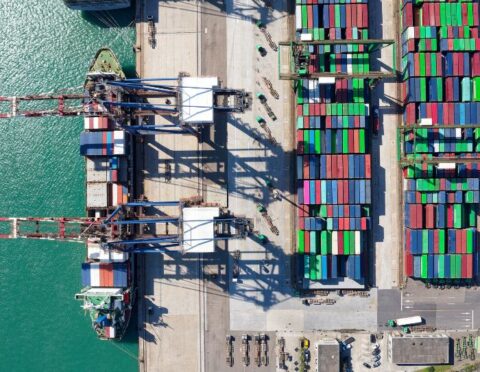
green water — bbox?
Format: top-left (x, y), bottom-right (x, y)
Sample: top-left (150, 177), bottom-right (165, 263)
top-left (0, 1), bottom-right (137, 371)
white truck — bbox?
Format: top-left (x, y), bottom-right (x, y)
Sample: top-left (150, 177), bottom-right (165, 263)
top-left (387, 316), bottom-right (423, 327)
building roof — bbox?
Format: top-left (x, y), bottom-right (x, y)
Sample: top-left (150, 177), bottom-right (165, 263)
top-left (180, 77), bottom-right (218, 124)
top-left (316, 339), bottom-right (340, 372)
top-left (182, 207), bottom-right (219, 253)
top-left (389, 334), bottom-right (450, 365)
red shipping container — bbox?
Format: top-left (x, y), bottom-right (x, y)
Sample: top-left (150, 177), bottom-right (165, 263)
top-left (328, 205), bottom-right (333, 217)
top-left (405, 229), bottom-right (411, 253)
top-left (448, 103), bottom-right (455, 124)
top-left (447, 204), bottom-right (453, 228)
top-left (434, 3), bottom-right (440, 26)
top-left (405, 253), bottom-right (413, 276)
top-left (297, 131), bottom-right (303, 153)
top-left (431, 103), bottom-right (438, 125)
top-left (303, 155), bottom-right (309, 179)
top-left (434, 229), bottom-right (439, 254)
top-left (305, 232), bottom-right (310, 254)
top-left (315, 181), bottom-right (321, 204)
top-left (297, 104), bottom-right (303, 116)
top-left (299, 217), bottom-right (305, 230)
top-left (361, 218), bottom-right (367, 230)
top-left (339, 217), bottom-right (344, 231)
top-left (338, 181), bottom-right (344, 204)
top-left (365, 155), bottom-right (371, 178)
top-left (329, 5), bottom-right (334, 28)
top-left (346, 5), bottom-right (351, 28)
top-left (467, 254), bottom-right (473, 278)
top-left (472, 53), bottom-right (480, 77)
top-left (462, 254), bottom-right (468, 279)
top-left (307, 5), bottom-right (313, 29)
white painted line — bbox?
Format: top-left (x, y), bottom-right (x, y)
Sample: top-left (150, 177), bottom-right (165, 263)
top-left (447, 302), bottom-right (456, 305)
top-left (404, 306), bottom-right (413, 309)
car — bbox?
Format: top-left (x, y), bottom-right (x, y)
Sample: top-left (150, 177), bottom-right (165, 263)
top-left (304, 349), bottom-right (311, 363)
top-left (372, 355), bottom-right (381, 362)
top-left (370, 334), bottom-right (376, 343)
top-left (363, 362), bottom-right (372, 369)
top-left (372, 348), bottom-right (380, 356)
top-left (373, 361), bottom-right (381, 368)
top-left (342, 337), bottom-right (355, 345)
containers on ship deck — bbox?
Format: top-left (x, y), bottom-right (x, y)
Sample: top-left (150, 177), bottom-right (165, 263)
top-left (80, 130), bottom-right (127, 156)
top-left (86, 182), bottom-right (128, 209)
top-left (81, 262), bottom-right (129, 287)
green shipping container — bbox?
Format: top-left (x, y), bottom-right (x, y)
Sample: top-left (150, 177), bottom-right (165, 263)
top-left (310, 231), bottom-right (317, 255)
top-left (344, 232), bottom-right (350, 255)
top-left (438, 229), bottom-right (446, 254)
top-left (455, 255), bottom-right (461, 280)
top-left (316, 255), bottom-right (322, 279)
top-left (309, 254), bottom-right (316, 280)
top-left (298, 230), bottom-right (305, 254)
top-left (438, 255), bottom-right (445, 279)
top-left (304, 254), bottom-right (310, 279)
top-left (421, 255), bottom-right (428, 279)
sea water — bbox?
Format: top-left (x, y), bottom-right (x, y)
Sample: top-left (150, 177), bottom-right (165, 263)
top-left (0, 1), bottom-right (137, 371)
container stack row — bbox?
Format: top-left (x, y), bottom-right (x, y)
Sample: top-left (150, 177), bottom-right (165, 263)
top-left (402, 0), bottom-right (479, 281)
top-left (82, 117), bottom-right (130, 213)
top-left (295, 0), bottom-right (371, 285)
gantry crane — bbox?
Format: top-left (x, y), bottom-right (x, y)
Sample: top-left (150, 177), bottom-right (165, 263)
top-left (0, 198), bottom-right (253, 253)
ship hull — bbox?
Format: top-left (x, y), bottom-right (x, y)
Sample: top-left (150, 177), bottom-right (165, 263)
top-left (64, 0), bottom-right (131, 11)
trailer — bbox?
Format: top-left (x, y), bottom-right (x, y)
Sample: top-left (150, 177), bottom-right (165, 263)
top-left (387, 316), bottom-right (423, 327)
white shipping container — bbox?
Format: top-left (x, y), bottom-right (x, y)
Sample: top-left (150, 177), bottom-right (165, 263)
top-left (87, 182), bottom-right (109, 208)
top-left (300, 33), bottom-right (312, 41)
top-left (332, 231), bottom-right (338, 255)
top-left (318, 77), bottom-right (336, 85)
top-left (295, 6), bottom-right (302, 30)
top-left (355, 231), bottom-right (361, 255)
top-left (90, 263), bottom-right (101, 287)
top-left (404, 27), bottom-right (415, 41)
top-left (86, 157), bottom-right (109, 183)
top-left (347, 54), bottom-right (353, 74)
top-left (113, 131), bottom-right (126, 155)
top-left (87, 241), bottom-right (128, 262)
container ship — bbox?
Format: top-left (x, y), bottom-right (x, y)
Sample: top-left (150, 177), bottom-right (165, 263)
top-left (63, 0), bottom-right (131, 11)
top-left (294, 0), bottom-right (372, 289)
top-left (75, 48), bottom-right (134, 340)
top-left (0, 46), bottom-right (253, 340)
top-left (401, 0), bottom-right (480, 283)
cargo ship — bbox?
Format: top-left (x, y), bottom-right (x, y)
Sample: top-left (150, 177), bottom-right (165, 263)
top-left (63, 0), bottom-right (131, 11)
top-left (75, 47), bottom-right (134, 340)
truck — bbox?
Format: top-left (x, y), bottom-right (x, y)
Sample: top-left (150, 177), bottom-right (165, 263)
top-left (386, 316), bottom-right (423, 327)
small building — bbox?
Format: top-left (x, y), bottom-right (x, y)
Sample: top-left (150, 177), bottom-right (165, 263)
top-left (316, 339), bottom-right (340, 372)
top-left (388, 334), bottom-right (450, 365)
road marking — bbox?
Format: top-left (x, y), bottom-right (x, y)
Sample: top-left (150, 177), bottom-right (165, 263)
top-left (472, 310), bottom-right (474, 330)
top-left (447, 302), bottom-right (456, 305)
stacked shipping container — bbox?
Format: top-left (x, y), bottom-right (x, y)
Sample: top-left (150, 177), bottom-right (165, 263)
top-left (82, 117), bottom-right (129, 211)
top-left (402, 0), bottom-right (480, 281)
top-left (295, 0), bottom-right (371, 285)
